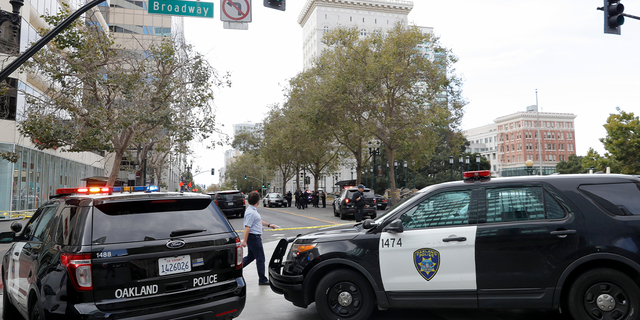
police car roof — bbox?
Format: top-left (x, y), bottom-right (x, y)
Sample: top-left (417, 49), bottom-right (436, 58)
top-left (62, 191), bottom-right (211, 206)
top-left (422, 173), bottom-right (640, 192)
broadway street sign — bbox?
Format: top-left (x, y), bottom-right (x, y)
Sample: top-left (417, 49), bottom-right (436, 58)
top-left (148, 0), bottom-right (214, 18)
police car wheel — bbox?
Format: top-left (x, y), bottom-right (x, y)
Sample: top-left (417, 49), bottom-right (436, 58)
top-left (315, 270), bottom-right (374, 320)
top-left (2, 275), bottom-right (20, 319)
top-left (333, 205), bottom-right (339, 217)
top-left (568, 268), bottom-right (640, 320)
top-left (339, 210), bottom-right (347, 220)
top-left (29, 299), bottom-right (43, 320)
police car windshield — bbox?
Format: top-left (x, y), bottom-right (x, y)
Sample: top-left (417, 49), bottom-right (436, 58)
top-left (92, 198), bottom-right (232, 244)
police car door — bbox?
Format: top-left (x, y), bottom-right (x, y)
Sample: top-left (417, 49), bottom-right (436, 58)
top-left (379, 189), bottom-right (478, 307)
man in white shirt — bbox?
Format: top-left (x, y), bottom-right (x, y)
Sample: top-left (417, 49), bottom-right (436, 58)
top-left (242, 191), bottom-right (277, 285)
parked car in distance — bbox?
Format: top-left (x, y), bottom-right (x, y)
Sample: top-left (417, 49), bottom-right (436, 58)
top-left (333, 187), bottom-right (377, 220)
top-left (375, 194), bottom-right (388, 210)
top-left (214, 190), bottom-right (246, 218)
top-left (263, 193), bottom-right (285, 207)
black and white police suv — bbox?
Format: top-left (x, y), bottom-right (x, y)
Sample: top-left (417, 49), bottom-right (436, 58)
top-left (1, 186), bottom-right (246, 320)
top-left (269, 171), bottom-right (640, 320)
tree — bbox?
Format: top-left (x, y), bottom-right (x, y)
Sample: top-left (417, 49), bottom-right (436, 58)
top-left (18, 8), bottom-right (227, 186)
top-left (225, 154), bottom-right (274, 193)
top-left (600, 108), bottom-right (640, 174)
top-left (556, 154), bottom-right (586, 174)
top-left (582, 148), bottom-right (614, 173)
top-left (318, 23), bottom-right (466, 203)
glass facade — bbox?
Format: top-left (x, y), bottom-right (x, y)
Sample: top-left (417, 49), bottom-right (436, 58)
top-left (0, 143), bottom-right (103, 212)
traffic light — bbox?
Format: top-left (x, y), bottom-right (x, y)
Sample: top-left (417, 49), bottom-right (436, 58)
top-left (211, 168), bottom-right (215, 175)
top-left (244, 175), bottom-right (247, 180)
top-left (604, 0), bottom-right (624, 35)
top-left (264, 0), bottom-right (285, 11)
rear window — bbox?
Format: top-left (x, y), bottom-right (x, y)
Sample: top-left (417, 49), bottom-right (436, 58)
top-left (92, 198), bottom-right (233, 244)
top-left (347, 190), bottom-right (375, 198)
top-left (579, 183), bottom-right (640, 216)
top-left (216, 193), bottom-right (242, 201)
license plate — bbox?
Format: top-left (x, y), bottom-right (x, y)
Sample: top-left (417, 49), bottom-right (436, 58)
top-left (228, 202), bottom-right (234, 206)
top-left (159, 255), bottom-right (191, 276)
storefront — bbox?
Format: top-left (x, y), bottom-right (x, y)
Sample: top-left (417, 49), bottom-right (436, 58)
top-left (0, 143), bottom-right (104, 212)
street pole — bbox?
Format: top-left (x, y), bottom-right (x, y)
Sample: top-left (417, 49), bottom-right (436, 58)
top-left (449, 156), bottom-right (454, 181)
top-left (465, 156), bottom-right (470, 172)
top-left (459, 154), bottom-right (464, 180)
top-left (536, 89), bottom-right (543, 176)
top-left (476, 154), bottom-right (481, 171)
top-left (404, 162), bottom-right (407, 189)
top-left (0, 0), bottom-right (107, 82)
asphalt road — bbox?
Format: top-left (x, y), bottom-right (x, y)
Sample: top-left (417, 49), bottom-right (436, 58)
top-left (0, 204), bottom-right (573, 320)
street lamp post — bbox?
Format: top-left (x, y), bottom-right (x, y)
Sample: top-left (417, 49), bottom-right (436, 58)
top-left (476, 154), bottom-right (481, 171)
top-left (449, 156), bottom-right (454, 181)
top-left (465, 156), bottom-right (470, 172)
top-left (368, 140), bottom-right (380, 194)
top-left (350, 167), bottom-right (354, 180)
top-left (403, 162), bottom-right (407, 189)
top-left (459, 154), bottom-right (464, 179)
top-left (394, 161), bottom-right (398, 190)
top-left (526, 160), bottom-right (534, 176)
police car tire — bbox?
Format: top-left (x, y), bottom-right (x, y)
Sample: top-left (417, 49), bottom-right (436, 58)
top-left (333, 205), bottom-right (339, 217)
top-left (315, 270), bottom-right (374, 320)
top-left (567, 268), bottom-right (640, 320)
top-left (2, 276), bottom-right (20, 319)
top-left (29, 299), bottom-right (43, 320)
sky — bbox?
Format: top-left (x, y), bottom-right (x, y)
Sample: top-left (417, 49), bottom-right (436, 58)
top-left (184, 0), bottom-right (640, 188)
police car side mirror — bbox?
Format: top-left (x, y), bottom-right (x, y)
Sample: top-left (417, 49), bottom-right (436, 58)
top-left (383, 219), bottom-right (404, 233)
top-left (362, 219), bottom-right (377, 230)
top-left (0, 231), bottom-right (16, 243)
top-left (10, 221), bottom-right (22, 233)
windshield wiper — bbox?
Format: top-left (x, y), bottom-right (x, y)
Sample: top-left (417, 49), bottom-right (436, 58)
top-left (170, 229), bottom-right (206, 237)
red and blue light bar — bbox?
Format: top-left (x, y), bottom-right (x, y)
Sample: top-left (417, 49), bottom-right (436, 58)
top-left (55, 185), bottom-right (160, 195)
top-left (463, 170), bottom-right (491, 182)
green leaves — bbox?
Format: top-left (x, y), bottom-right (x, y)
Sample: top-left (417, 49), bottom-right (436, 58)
top-left (19, 10), bottom-right (225, 186)
top-left (598, 109), bottom-right (640, 174)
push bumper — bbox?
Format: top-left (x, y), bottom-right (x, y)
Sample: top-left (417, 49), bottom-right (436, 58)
top-left (268, 238), bottom-right (307, 308)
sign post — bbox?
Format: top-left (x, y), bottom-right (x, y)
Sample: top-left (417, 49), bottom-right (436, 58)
top-left (148, 0), bottom-right (214, 18)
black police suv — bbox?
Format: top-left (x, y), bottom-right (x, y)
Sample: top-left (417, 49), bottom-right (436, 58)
top-left (213, 190), bottom-right (246, 218)
top-left (333, 187), bottom-right (377, 220)
top-left (270, 172), bottom-right (640, 320)
top-left (1, 187), bottom-right (245, 320)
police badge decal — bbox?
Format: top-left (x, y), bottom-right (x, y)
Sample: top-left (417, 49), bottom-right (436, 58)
top-left (413, 248), bottom-right (440, 281)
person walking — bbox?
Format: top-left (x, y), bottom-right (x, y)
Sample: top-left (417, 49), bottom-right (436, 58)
top-left (321, 190), bottom-right (326, 208)
top-left (242, 191), bottom-right (277, 285)
top-left (313, 190), bottom-right (319, 208)
top-left (352, 185), bottom-right (367, 222)
top-left (295, 190), bottom-right (301, 210)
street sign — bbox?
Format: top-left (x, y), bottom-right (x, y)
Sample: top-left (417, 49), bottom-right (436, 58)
top-left (149, 0), bottom-right (214, 18)
top-left (221, 0), bottom-right (251, 22)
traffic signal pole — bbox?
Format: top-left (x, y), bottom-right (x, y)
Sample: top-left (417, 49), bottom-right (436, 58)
top-left (0, 0), bottom-right (106, 82)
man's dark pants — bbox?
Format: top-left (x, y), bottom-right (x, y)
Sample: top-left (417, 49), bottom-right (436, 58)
top-left (243, 233), bottom-right (268, 283)
top-left (354, 206), bottom-right (364, 222)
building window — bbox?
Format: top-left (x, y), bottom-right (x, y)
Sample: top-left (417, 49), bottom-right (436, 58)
top-left (323, 26), bottom-right (329, 33)
top-left (360, 28), bottom-right (367, 36)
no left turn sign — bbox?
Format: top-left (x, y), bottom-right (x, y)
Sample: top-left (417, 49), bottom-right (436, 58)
top-left (221, 0), bottom-right (251, 22)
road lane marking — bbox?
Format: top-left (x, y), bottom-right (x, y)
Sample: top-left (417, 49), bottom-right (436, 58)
top-left (235, 223), bottom-right (351, 233)
top-left (263, 207), bottom-right (339, 225)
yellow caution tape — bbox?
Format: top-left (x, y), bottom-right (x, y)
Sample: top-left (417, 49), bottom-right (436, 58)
top-left (0, 211), bottom-right (35, 220)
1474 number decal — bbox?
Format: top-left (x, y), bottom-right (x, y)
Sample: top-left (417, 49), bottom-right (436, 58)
top-left (381, 238), bottom-right (402, 248)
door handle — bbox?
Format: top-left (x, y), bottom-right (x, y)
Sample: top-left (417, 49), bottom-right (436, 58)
top-left (550, 230), bottom-right (577, 238)
top-left (442, 237), bottom-right (467, 242)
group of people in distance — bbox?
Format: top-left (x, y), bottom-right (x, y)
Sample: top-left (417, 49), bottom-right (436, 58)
top-left (292, 189), bottom-right (326, 209)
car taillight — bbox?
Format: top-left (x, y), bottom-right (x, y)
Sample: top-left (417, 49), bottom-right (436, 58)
top-left (242, 199), bottom-right (245, 205)
top-left (215, 200), bottom-right (219, 206)
top-left (61, 253), bottom-right (92, 291)
top-left (236, 237), bottom-right (243, 270)
top-left (345, 198), bottom-right (350, 204)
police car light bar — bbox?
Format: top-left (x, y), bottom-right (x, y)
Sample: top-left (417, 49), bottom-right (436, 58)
top-left (111, 186), bottom-right (160, 193)
top-left (463, 170), bottom-right (491, 181)
top-left (56, 187), bottom-right (110, 195)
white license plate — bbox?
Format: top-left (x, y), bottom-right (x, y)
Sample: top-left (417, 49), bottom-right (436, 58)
top-left (159, 255), bottom-right (191, 276)
top-left (228, 202), bottom-right (234, 206)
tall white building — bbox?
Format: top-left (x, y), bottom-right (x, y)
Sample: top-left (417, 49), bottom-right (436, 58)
top-left (298, 0), bottom-right (415, 69)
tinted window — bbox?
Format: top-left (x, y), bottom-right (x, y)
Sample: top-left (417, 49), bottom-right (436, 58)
top-left (347, 190), bottom-right (375, 198)
top-left (92, 198), bottom-right (233, 244)
top-left (579, 183), bottom-right (640, 215)
top-left (399, 190), bottom-right (471, 229)
top-left (216, 193), bottom-right (242, 201)
top-left (31, 206), bottom-right (57, 242)
top-left (486, 187), bottom-right (545, 222)
top-left (545, 190), bottom-right (566, 219)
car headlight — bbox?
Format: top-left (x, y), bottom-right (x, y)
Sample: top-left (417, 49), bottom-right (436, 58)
top-left (290, 243), bottom-right (317, 257)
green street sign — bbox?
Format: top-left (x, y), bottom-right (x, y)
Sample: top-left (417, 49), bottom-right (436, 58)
top-left (149, 0), bottom-right (214, 18)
